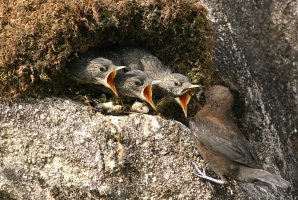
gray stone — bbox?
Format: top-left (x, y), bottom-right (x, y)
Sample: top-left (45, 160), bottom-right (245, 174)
top-left (202, 0), bottom-right (297, 199)
top-left (0, 98), bottom-right (212, 199)
top-left (1, 0), bottom-right (297, 198)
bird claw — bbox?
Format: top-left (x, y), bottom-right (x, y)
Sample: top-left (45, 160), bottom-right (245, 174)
top-left (194, 168), bottom-right (206, 178)
top-left (191, 161), bottom-right (225, 185)
top-left (192, 161), bottom-right (207, 177)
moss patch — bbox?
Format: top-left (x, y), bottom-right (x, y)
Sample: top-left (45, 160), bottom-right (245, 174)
top-left (0, 0), bottom-right (214, 101)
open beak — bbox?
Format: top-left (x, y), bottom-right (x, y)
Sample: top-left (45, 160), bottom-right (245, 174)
top-left (178, 84), bottom-right (201, 96)
top-left (175, 93), bottom-right (191, 118)
top-left (175, 84), bottom-right (200, 117)
top-left (105, 66), bottom-right (126, 96)
top-left (141, 82), bottom-right (159, 111)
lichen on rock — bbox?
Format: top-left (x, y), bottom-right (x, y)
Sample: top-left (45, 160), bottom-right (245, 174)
top-left (0, 98), bottom-right (213, 199)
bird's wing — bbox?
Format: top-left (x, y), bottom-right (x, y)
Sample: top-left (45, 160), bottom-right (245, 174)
top-left (189, 118), bottom-right (261, 168)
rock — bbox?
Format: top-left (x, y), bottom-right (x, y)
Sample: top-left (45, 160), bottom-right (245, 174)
top-left (202, 0), bottom-right (297, 198)
top-left (0, 98), bottom-right (212, 199)
top-left (0, 0), bottom-right (297, 198)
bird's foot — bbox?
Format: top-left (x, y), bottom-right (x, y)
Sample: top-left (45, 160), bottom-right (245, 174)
top-left (192, 162), bottom-right (225, 185)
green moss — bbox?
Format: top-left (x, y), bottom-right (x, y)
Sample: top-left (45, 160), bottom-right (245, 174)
top-left (0, 0), bottom-right (214, 101)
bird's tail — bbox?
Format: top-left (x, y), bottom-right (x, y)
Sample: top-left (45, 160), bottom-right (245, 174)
top-left (238, 166), bottom-right (290, 188)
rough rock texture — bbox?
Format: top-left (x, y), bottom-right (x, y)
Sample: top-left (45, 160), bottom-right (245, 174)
top-left (0, 98), bottom-right (212, 199)
top-left (202, 0), bottom-right (298, 199)
top-left (0, 0), bottom-right (297, 199)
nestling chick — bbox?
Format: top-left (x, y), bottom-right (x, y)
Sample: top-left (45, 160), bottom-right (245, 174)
top-left (115, 70), bottom-right (160, 111)
top-left (119, 48), bottom-right (201, 117)
top-left (67, 53), bottom-right (126, 96)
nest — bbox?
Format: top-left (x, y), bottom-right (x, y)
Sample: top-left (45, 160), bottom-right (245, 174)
top-left (0, 0), bottom-right (214, 100)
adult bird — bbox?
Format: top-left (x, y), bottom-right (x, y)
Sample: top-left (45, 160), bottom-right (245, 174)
top-left (66, 51), bottom-right (126, 96)
top-left (117, 48), bottom-right (201, 117)
top-left (189, 85), bottom-right (290, 188)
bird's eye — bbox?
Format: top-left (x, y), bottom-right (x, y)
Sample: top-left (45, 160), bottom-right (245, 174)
top-left (99, 66), bottom-right (107, 72)
top-left (134, 80), bottom-right (142, 86)
top-left (174, 81), bottom-right (181, 86)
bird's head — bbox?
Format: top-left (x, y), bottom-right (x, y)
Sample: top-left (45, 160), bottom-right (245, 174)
top-left (67, 57), bottom-right (126, 96)
top-left (83, 57), bottom-right (126, 96)
top-left (204, 85), bottom-right (234, 111)
top-left (158, 73), bottom-right (201, 117)
top-left (116, 70), bottom-right (160, 111)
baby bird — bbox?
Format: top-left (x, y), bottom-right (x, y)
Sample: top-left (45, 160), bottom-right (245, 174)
top-left (119, 48), bottom-right (201, 117)
top-left (154, 73), bottom-right (200, 117)
top-left (189, 85), bottom-right (290, 188)
top-left (115, 70), bottom-right (160, 111)
top-left (67, 52), bottom-right (126, 96)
